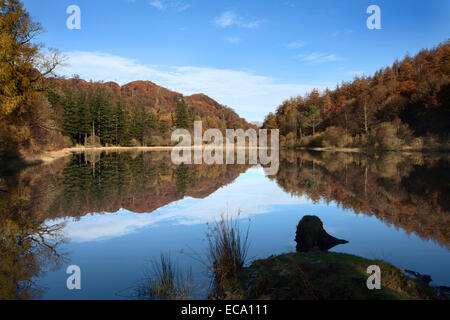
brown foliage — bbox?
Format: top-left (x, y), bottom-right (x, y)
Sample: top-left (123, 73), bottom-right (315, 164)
top-left (264, 41), bottom-right (450, 148)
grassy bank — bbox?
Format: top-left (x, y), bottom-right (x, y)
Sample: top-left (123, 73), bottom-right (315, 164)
top-left (218, 251), bottom-right (448, 300)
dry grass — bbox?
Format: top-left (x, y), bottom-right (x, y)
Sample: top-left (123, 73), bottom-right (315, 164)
top-left (206, 212), bottom-right (250, 285)
top-left (135, 254), bottom-right (193, 300)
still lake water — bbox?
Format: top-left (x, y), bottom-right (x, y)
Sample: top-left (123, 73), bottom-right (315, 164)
top-left (0, 151), bottom-right (449, 299)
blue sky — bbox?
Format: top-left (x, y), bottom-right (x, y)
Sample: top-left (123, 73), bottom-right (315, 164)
top-left (23, 0), bottom-right (450, 121)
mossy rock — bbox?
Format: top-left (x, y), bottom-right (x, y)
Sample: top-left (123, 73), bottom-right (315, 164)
top-left (234, 251), bottom-right (444, 300)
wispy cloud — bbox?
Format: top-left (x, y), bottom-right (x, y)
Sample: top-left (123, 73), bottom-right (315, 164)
top-left (149, 0), bottom-right (191, 12)
top-left (149, 0), bottom-right (164, 9)
top-left (286, 40), bottom-right (306, 49)
top-left (224, 37), bottom-right (241, 44)
top-left (283, 2), bottom-right (296, 8)
top-left (57, 51), bottom-right (323, 120)
top-left (214, 11), bottom-right (261, 29)
top-left (295, 52), bottom-right (342, 64)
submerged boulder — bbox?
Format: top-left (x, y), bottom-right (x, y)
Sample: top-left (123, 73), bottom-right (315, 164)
top-left (295, 215), bottom-right (348, 252)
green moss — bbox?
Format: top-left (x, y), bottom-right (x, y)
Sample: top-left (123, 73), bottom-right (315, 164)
top-left (229, 251), bottom-right (443, 300)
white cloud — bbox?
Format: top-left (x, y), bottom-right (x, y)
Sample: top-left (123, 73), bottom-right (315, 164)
top-left (57, 51), bottom-right (323, 120)
top-left (214, 11), bottom-right (261, 29)
top-left (150, 0), bottom-right (191, 12)
top-left (295, 52), bottom-right (342, 64)
top-left (286, 40), bottom-right (306, 49)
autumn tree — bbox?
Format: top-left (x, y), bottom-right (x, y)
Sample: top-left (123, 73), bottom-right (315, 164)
top-left (0, 0), bottom-right (62, 156)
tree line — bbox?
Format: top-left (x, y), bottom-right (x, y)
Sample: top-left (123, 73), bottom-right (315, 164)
top-left (263, 41), bottom-right (450, 151)
top-left (46, 80), bottom-right (196, 147)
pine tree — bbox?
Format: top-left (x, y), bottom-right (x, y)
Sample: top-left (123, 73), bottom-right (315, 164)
top-left (62, 86), bottom-right (80, 143)
top-left (175, 99), bottom-right (190, 128)
top-left (112, 102), bottom-right (124, 145)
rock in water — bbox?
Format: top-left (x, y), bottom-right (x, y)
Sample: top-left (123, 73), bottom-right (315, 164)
top-left (295, 215), bottom-right (348, 252)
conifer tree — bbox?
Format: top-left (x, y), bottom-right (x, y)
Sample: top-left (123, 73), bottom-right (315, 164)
top-left (175, 99), bottom-right (190, 128)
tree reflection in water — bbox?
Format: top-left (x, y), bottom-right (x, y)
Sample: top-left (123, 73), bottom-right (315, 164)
top-left (0, 150), bottom-right (448, 299)
top-left (0, 163), bottom-right (69, 299)
top-left (270, 151), bottom-right (449, 248)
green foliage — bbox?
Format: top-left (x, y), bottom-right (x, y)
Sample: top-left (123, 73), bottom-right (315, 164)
top-left (158, 118), bottom-right (170, 134)
top-left (175, 99), bottom-right (191, 129)
top-left (304, 105), bottom-right (318, 117)
top-left (175, 163), bottom-right (191, 194)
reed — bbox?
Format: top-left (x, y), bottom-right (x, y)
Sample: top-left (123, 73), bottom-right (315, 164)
top-left (206, 212), bottom-right (250, 285)
top-left (136, 253), bottom-right (193, 300)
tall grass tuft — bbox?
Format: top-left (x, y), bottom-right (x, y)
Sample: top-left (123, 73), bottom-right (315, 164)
top-left (136, 253), bottom-right (193, 300)
top-left (206, 212), bottom-right (250, 286)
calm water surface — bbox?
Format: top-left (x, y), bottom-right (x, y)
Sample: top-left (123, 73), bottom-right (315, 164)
top-left (0, 151), bottom-right (448, 299)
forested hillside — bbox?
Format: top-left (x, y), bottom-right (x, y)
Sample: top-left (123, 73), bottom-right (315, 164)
top-left (263, 41), bottom-right (450, 150)
top-left (44, 78), bottom-right (252, 148)
top-left (0, 0), bottom-right (252, 159)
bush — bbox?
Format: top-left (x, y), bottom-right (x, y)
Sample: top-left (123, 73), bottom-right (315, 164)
top-left (130, 138), bottom-right (141, 147)
top-left (84, 135), bottom-right (101, 147)
top-left (373, 122), bottom-right (403, 150)
top-left (284, 132), bottom-right (297, 148)
top-left (352, 134), bottom-right (370, 148)
top-left (299, 134), bottom-right (322, 148)
top-left (410, 137), bottom-right (424, 150)
top-left (397, 122), bottom-right (414, 145)
top-left (320, 127), bottom-right (350, 148)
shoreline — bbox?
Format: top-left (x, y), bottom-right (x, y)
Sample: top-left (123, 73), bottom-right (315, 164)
top-left (13, 144), bottom-right (450, 167)
top-left (24, 145), bottom-right (269, 164)
top-left (25, 146), bottom-right (178, 164)
top-left (222, 251), bottom-right (449, 300)
top-left (291, 146), bottom-right (449, 153)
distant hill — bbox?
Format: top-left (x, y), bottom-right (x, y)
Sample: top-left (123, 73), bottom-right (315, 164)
top-left (21, 77), bottom-right (254, 155)
top-left (50, 78), bottom-right (250, 127)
